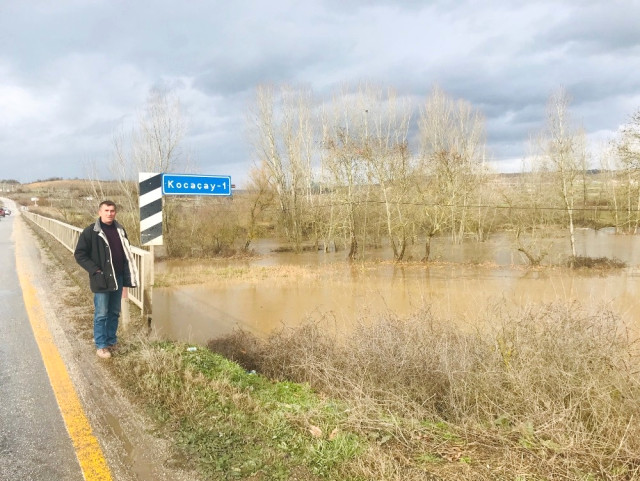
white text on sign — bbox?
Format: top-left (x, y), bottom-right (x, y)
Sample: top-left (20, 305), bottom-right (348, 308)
top-left (162, 174), bottom-right (232, 196)
top-left (165, 180), bottom-right (225, 192)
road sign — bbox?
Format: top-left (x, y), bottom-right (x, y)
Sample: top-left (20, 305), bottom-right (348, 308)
top-left (162, 174), bottom-right (232, 196)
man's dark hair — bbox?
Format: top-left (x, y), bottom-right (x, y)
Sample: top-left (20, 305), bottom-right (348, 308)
top-left (99, 200), bottom-right (116, 209)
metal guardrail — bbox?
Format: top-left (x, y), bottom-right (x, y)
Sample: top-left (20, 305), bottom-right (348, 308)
top-left (21, 211), bottom-right (152, 312)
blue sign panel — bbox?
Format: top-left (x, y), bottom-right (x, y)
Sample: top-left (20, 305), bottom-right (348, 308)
top-left (162, 174), bottom-right (231, 196)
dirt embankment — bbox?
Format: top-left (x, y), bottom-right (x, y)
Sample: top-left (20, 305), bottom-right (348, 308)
top-left (13, 206), bottom-right (202, 481)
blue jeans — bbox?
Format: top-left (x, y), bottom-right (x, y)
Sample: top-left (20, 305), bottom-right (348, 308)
top-left (93, 274), bottom-right (123, 349)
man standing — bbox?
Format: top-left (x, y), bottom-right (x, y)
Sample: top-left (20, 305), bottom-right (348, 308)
top-left (74, 201), bottom-right (139, 359)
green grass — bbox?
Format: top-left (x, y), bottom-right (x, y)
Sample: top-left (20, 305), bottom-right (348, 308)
top-left (112, 342), bottom-right (365, 480)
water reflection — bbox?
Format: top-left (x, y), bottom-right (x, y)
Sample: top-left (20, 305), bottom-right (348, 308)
top-left (152, 229), bottom-right (640, 345)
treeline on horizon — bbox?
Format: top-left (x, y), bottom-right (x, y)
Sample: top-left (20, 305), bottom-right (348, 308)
top-left (8, 176), bottom-right (86, 185)
top-left (15, 85), bottom-right (640, 265)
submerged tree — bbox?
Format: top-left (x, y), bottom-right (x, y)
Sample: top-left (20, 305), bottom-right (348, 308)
top-left (540, 89), bottom-right (588, 264)
top-left (359, 87), bottom-right (413, 261)
top-left (242, 164), bottom-right (275, 252)
top-left (418, 86), bottom-right (487, 248)
top-left (321, 88), bottom-right (369, 260)
top-left (250, 85), bottom-right (314, 252)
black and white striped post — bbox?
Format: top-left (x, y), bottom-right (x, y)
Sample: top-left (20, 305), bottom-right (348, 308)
top-left (139, 172), bottom-right (163, 246)
top-left (138, 172), bottom-right (163, 324)
top-left (137, 172), bottom-right (232, 325)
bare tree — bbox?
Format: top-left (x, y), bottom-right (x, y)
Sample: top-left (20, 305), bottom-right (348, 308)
top-left (250, 85), bottom-right (314, 251)
top-left (599, 143), bottom-right (621, 232)
top-left (413, 176), bottom-right (449, 262)
top-left (540, 88), bottom-right (588, 263)
top-left (321, 87), bottom-right (370, 260)
top-left (135, 89), bottom-right (187, 172)
top-left (113, 89), bottom-right (187, 179)
top-left (242, 164), bottom-right (276, 251)
top-left (359, 86), bottom-right (413, 261)
top-left (614, 108), bottom-right (640, 233)
top-left (418, 86), bottom-right (487, 244)
top-left (501, 167), bottom-right (551, 266)
top-left (108, 89), bottom-right (188, 246)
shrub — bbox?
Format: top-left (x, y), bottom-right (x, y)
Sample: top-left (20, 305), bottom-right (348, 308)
top-left (569, 255), bottom-right (626, 269)
top-left (209, 302), bottom-right (640, 478)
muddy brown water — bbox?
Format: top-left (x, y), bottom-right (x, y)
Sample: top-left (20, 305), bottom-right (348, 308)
top-left (152, 229), bottom-right (640, 345)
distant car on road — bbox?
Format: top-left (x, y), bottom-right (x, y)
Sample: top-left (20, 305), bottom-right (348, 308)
top-left (3, 209), bottom-right (10, 216)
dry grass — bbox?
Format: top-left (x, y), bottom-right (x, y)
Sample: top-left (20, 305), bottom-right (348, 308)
top-left (569, 256), bottom-right (627, 269)
top-left (210, 302), bottom-right (640, 480)
top-left (155, 262), bottom-right (350, 287)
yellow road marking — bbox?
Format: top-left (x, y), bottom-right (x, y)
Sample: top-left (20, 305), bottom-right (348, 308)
top-left (15, 219), bottom-right (113, 481)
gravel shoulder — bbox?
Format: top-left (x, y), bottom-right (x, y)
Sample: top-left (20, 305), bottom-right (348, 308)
top-left (12, 205), bottom-right (201, 481)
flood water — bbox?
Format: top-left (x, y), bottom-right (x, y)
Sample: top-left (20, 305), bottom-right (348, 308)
top-left (152, 229), bottom-right (640, 345)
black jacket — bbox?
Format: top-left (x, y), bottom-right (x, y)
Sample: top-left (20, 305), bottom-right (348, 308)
top-left (74, 219), bottom-right (139, 293)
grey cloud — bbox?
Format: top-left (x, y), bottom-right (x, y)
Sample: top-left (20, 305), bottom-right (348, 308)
top-left (73, 118), bottom-right (125, 139)
top-left (536, 4), bottom-right (640, 54)
top-left (194, 55), bottom-right (308, 96)
top-left (1, 0), bottom-right (638, 184)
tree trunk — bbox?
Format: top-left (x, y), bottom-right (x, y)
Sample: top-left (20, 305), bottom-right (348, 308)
top-left (422, 235), bottom-right (433, 262)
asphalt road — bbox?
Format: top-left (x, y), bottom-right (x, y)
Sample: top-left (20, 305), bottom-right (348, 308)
top-left (0, 199), bottom-right (203, 481)
top-left (0, 201), bottom-right (84, 480)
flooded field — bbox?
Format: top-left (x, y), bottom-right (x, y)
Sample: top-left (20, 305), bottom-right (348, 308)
top-left (152, 229), bottom-right (640, 344)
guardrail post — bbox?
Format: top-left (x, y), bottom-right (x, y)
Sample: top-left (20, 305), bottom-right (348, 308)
top-left (121, 290), bottom-right (130, 329)
top-left (142, 245), bottom-right (154, 329)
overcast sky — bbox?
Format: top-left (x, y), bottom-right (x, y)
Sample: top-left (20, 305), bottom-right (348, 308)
top-left (1, 0), bottom-right (639, 187)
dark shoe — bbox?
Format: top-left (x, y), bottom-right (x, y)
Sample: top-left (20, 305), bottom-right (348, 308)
top-left (107, 343), bottom-right (119, 353)
top-left (96, 348), bottom-right (112, 359)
